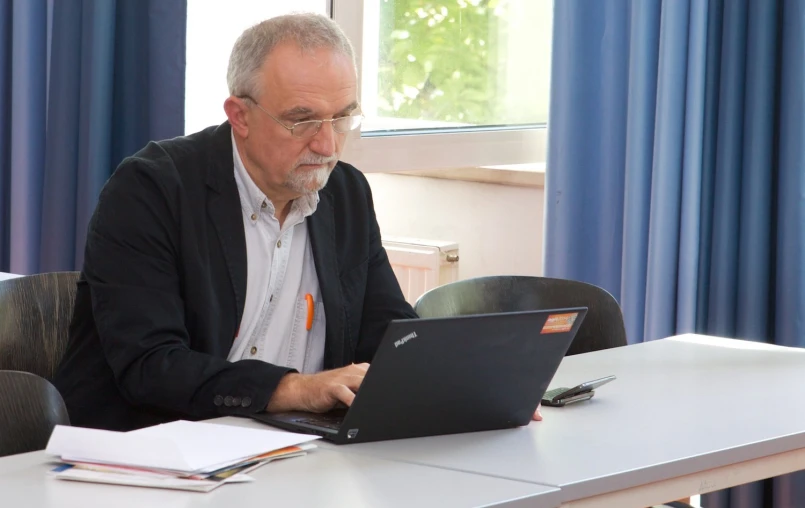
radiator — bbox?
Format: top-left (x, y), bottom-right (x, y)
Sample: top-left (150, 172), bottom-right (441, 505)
top-left (382, 236), bottom-right (459, 304)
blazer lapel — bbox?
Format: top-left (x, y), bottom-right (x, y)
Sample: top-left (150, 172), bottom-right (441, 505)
top-left (206, 123), bottom-right (247, 326)
top-left (308, 189), bottom-right (346, 369)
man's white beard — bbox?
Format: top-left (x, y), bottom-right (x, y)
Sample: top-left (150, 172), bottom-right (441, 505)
top-left (284, 164), bottom-right (333, 194)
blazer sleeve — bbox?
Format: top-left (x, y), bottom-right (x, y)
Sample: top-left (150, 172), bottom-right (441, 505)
top-left (354, 176), bottom-right (419, 363)
top-left (83, 155), bottom-right (291, 419)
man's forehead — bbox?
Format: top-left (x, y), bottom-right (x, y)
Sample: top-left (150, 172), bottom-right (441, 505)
top-left (259, 45), bottom-right (357, 115)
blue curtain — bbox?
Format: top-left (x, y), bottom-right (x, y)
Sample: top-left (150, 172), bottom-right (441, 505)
top-left (0, 0), bottom-right (186, 274)
top-left (546, 0), bottom-right (805, 506)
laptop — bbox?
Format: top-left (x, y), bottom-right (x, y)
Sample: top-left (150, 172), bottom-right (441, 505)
top-left (251, 307), bottom-right (587, 444)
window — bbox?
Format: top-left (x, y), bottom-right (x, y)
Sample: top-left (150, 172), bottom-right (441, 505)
top-left (362, 0), bottom-right (552, 133)
top-left (336, 0), bottom-right (552, 172)
top-left (185, 0), bottom-right (552, 173)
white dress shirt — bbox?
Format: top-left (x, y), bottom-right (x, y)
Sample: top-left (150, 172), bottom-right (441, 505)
top-left (227, 132), bottom-right (326, 374)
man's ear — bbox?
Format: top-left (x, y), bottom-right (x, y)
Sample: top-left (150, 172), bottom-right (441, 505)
top-left (224, 96), bottom-right (250, 138)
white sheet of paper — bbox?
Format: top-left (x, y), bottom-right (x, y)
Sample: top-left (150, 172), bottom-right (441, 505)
top-left (46, 420), bottom-right (319, 473)
top-left (51, 467), bottom-right (254, 492)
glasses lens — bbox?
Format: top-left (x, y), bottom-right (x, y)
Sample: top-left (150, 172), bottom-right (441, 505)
top-left (332, 116), bottom-right (362, 133)
top-left (293, 121), bottom-right (321, 138)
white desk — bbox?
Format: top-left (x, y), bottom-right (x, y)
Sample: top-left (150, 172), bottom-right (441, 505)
top-left (0, 448), bottom-right (561, 508)
top-left (0, 271), bottom-right (21, 281)
top-left (7, 334), bottom-right (805, 507)
top-left (223, 335), bottom-right (805, 508)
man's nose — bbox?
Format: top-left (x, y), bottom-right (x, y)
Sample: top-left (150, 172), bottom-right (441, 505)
top-left (309, 120), bottom-right (337, 157)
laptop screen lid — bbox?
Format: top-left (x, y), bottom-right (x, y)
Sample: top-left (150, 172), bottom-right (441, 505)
top-left (328, 307), bottom-right (588, 443)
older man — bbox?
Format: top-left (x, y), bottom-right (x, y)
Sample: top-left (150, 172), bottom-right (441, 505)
top-left (54, 13), bottom-right (417, 431)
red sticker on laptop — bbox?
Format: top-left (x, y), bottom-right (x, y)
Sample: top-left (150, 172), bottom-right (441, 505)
top-left (540, 313), bottom-right (579, 334)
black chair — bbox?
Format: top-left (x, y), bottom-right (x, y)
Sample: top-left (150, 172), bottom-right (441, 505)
top-left (0, 272), bottom-right (79, 380)
top-left (0, 370), bottom-right (70, 457)
top-left (414, 275), bottom-right (627, 356)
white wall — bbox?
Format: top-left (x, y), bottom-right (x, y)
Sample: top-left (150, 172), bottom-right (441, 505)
top-left (184, 1), bottom-right (327, 134)
top-left (365, 173), bottom-right (545, 281)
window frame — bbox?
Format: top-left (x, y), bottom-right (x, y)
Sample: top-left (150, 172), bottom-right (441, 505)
top-left (332, 0), bottom-right (549, 174)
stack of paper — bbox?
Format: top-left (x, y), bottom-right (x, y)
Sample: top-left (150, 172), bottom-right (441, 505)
top-left (45, 420), bottom-right (320, 492)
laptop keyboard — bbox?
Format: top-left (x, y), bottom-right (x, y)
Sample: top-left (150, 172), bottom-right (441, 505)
top-left (291, 409), bottom-right (348, 430)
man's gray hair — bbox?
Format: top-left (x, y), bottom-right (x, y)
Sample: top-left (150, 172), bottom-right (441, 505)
top-left (227, 12), bottom-right (356, 100)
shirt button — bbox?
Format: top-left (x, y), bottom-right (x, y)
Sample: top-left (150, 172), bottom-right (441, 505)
top-left (270, 294), bottom-right (273, 303)
top-left (261, 201), bottom-right (267, 209)
top-left (250, 346), bottom-right (257, 355)
top-left (250, 213), bottom-right (257, 221)
top-left (276, 239), bottom-right (282, 248)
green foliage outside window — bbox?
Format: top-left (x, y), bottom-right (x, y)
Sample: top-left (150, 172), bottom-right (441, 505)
top-left (377, 0), bottom-right (510, 125)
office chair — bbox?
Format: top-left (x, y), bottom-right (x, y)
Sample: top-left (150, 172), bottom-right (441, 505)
top-left (414, 275), bottom-right (627, 355)
top-left (0, 370), bottom-right (70, 457)
top-left (0, 272), bottom-right (79, 381)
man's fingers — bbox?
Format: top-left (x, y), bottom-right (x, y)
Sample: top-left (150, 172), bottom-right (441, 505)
top-left (340, 374), bottom-right (366, 392)
top-left (351, 362), bottom-right (370, 373)
top-left (331, 383), bottom-right (356, 407)
top-left (532, 404), bottom-right (543, 421)
top-left (329, 363), bottom-right (369, 377)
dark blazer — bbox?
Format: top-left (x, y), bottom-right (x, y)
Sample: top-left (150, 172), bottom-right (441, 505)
top-left (53, 122), bottom-right (417, 431)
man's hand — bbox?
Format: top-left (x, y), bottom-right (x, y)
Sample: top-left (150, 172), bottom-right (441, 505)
top-left (532, 403), bottom-right (543, 421)
top-left (266, 363), bottom-right (370, 413)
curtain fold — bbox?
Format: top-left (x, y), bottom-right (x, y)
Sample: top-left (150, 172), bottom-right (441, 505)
top-left (547, 0), bottom-right (805, 505)
top-left (0, 0), bottom-right (186, 274)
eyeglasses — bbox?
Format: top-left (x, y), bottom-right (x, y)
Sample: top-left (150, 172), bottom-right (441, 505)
top-left (238, 95), bottom-right (363, 138)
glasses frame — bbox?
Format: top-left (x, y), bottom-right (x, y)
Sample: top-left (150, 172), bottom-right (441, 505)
top-left (237, 95), bottom-right (363, 138)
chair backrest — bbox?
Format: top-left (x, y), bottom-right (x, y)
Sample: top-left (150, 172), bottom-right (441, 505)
top-left (414, 275), bottom-right (627, 356)
top-left (0, 370), bottom-right (70, 457)
top-left (0, 272), bottom-right (79, 380)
